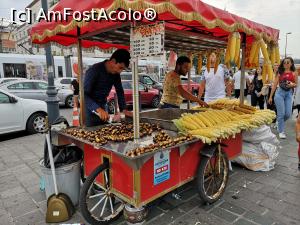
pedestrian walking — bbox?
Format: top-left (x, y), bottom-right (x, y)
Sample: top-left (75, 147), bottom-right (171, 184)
top-left (251, 67), bottom-right (267, 109)
top-left (269, 57), bottom-right (298, 139)
top-left (296, 114), bottom-right (300, 170)
top-left (232, 68), bottom-right (249, 98)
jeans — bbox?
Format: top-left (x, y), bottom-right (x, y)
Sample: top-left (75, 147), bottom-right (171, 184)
top-left (159, 102), bottom-right (180, 109)
top-left (274, 88), bottom-right (293, 133)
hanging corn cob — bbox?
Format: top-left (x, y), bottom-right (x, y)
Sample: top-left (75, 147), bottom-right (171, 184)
top-left (259, 39), bottom-right (271, 63)
top-left (262, 63), bottom-right (267, 84)
top-left (249, 40), bottom-right (259, 64)
top-left (197, 53), bottom-right (203, 74)
top-left (234, 33), bottom-right (241, 66)
top-left (275, 44), bottom-right (281, 64)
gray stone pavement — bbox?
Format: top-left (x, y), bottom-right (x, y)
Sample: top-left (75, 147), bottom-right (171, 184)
top-left (1, 108), bottom-right (300, 225)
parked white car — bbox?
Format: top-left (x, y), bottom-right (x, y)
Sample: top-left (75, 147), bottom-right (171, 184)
top-left (0, 77), bottom-right (27, 85)
top-left (0, 89), bottom-right (47, 135)
top-left (54, 77), bottom-right (76, 90)
top-left (0, 80), bottom-right (74, 108)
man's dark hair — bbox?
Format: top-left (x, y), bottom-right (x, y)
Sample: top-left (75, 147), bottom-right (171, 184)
top-left (176, 56), bottom-right (191, 66)
top-left (110, 49), bottom-right (131, 67)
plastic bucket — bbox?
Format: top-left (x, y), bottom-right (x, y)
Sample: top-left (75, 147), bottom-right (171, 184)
top-left (40, 159), bottom-right (81, 206)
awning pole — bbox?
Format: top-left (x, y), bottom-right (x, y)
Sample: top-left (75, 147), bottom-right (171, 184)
top-left (77, 27), bottom-right (85, 126)
top-left (240, 33), bottom-right (246, 105)
top-left (131, 23), bottom-right (140, 140)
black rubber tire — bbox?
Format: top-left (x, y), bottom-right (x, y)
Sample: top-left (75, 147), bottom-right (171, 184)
top-left (193, 90), bottom-right (198, 96)
top-left (107, 100), bottom-right (115, 114)
top-left (151, 95), bottom-right (160, 108)
top-left (65, 95), bottom-right (74, 108)
top-left (26, 112), bottom-right (46, 134)
top-left (80, 163), bottom-right (123, 225)
top-left (197, 149), bottom-right (229, 204)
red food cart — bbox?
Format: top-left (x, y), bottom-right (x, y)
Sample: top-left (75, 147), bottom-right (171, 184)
top-left (30, 0), bottom-right (279, 224)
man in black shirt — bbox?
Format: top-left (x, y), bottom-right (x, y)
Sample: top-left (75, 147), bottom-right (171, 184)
top-left (70, 77), bottom-right (79, 108)
top-left (84, 49), bottom-right (131, 127)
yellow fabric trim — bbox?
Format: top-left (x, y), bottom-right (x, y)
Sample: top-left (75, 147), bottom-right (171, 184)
top-left (31, 0), bottom-right (278, 44)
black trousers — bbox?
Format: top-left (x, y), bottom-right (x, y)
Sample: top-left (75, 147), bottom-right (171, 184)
top-left (251, 93), bottom-right (265, 109)
top-left (234, 89), bottom-right (248, 98)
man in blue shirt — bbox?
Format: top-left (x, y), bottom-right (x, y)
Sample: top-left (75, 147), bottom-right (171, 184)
top-left (84, 49), bottom-right (131, 127)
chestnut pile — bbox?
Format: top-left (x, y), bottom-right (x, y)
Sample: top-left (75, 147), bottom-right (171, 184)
top-left (125, 133), bottom-right (195, 158)
top-left (63, 122), bottom-right (161, 145)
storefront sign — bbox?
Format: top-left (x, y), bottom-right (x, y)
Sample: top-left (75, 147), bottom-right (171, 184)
top-left (131, 22), bottom-right (164, 58)
top-left (154, 150), bottom-right (170, 185)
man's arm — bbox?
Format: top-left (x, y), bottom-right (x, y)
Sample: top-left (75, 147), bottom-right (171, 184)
top-left (198, 80), bottom-right (206, 99)
top-left (84, 67), bottom-right (100, 112)
top-left (114, 75), bottom-right (127, 112)
top-left (178, 85), bottom-right (208, 107)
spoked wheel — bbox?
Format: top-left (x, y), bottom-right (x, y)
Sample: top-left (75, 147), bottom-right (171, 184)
top-left (197, 147), bottom-right (229, 204)
top-left (80, 162), bottom-right (124, 225)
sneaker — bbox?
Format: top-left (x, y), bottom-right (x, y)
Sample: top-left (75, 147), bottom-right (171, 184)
top-left (279, 133), bottom-right (286, 139)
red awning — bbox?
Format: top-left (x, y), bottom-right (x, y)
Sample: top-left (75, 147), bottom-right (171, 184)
top-left (30, 0), bottom-right (279, 47)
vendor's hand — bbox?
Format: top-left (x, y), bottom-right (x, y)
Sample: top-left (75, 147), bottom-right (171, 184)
top-left (288, 82), bottom-right (296, 88)
top-left (123, 110), bottom-right (133, 118)
top-left (96, 108), bottom-right (109, 122)
top-left (198, 100), bottom-right (209, 108)
top-left (112, 113), bottom-right (121, 123)
top-left (268, 98), bottom-right (273, 105)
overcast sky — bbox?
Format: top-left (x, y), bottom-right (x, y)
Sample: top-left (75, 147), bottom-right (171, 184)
top-left (1, 0), bottom-right (299, 58)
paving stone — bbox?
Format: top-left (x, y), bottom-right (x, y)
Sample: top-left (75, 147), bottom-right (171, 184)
top-left (1, 192), bottom-right (33, 209)
top-left (179, 196), bottom-right (202, 213)
top-left (264, 211), bottom-right (299, 225)
top-left (256, 184), bottom-right (287, 201)
top-left (188, 207), bottom-right (230, 225)
top-left (6, 199), bottom-right (38, 218)
top-left (255, 175), bottom-right (282, 187)
top-left (14, 209), bottom-right (44, 225)
top-left (0, 213), bottom-right (14, 225)
top-left (219, 202), bottom-right (246, 215)
top-left (282, 204), bottom-right (300, 220)
top-left (258, 196), bottom-right (289, 213)
top-left (169, 213), bottom-right (210, 225)
top-left (222, 198), bottom-right (267, 215)
top-left (244, 211), bottom-right (275, 225)
top-left (236, 188), bottom-right (265, 204)
top-left (234, 218), bottom-right (257, 225)
top-left (145, 204), bottom-right (164, 222)
top-left (283, 191), bottom-right (300, 207)
top-left (0, 186), bottom-right (26, 199)
top-left (210, 207), bottom-right (238, 223)
top-left (148, 208), bottom-right (186, 225)
top-left (277, 182), bottom-right (300, 195)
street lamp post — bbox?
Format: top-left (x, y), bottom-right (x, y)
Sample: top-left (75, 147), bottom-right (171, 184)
top-left (285, 32), bottom-right (291, 58)
top-left (41, 0), bottom-right (60, 124)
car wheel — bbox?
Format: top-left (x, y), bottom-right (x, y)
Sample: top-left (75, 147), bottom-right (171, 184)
top-left (151, 95), bottom-right (160, 108)
top-left (26, 113), bottom-right (47, 134)
top-left (107, 100), bottom-right (115, 114)
top-left (65, 95), bottom-right (74, 108)
top-left (193, 90), bottom-right (198, 96)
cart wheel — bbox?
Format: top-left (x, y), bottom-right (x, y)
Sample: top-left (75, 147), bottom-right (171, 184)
top-left (80, 163), bottom-right (124, 225)
top-left (197, 148), bottom-right (229, 204)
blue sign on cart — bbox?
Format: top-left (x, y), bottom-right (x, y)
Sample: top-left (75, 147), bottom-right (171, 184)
top-left (154, 151), bottom-right (170, 185)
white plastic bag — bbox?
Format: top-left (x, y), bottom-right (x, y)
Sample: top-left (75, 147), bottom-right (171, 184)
top-left (243, 125), bottom-right (279, 146)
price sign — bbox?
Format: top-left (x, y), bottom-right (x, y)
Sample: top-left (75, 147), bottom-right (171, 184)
top-left (131, 22), bottom-right (165, 58)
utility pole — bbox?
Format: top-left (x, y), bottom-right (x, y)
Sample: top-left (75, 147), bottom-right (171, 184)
top-left (41, 0), bottom-right (60, 124)
top-left (285, 32), bottom-right (291, 58)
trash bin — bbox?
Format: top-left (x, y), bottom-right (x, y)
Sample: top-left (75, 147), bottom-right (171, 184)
top-left (40, 158), bottom-right (82, 206)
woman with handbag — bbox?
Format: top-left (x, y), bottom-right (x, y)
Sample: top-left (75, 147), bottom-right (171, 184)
top-left (269, 57), bottom-right (298, 139)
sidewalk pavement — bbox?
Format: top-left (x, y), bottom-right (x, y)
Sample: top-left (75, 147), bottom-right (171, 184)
top-left (0, 112), bottom-right (300, 225)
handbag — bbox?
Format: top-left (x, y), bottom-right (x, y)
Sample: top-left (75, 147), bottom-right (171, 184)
top-left (279, 80), bottom-right (291, 91)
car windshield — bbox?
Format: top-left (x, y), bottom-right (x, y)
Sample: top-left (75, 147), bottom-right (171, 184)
top-left (122, 81), bottom-right (132, 89)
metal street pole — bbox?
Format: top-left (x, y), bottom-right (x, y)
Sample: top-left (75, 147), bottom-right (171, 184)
top-left (285, 32), bottom-right (291, 58)
top-left (41, 0), bottom-right (60, 124)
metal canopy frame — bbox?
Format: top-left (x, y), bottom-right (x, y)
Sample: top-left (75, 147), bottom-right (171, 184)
top-left (75, 20), bottom-right (245, 127)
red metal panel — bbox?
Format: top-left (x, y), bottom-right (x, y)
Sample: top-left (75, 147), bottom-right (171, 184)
top-left (84, 144), bottom-right (105, 178)
top-left (111, 153), bottom-right (134, 198)
top-left (222, 133), bottom-right (243, 160)
top-left (179, 142), bottom-right (203, 181)
top-left (140, 148), bottom-right (180, 202)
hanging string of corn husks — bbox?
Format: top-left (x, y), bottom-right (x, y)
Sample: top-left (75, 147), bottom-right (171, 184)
top-left (225, 32), bottom-right (241, 67)
top-left (197, 53), bottom-right (203, 74)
